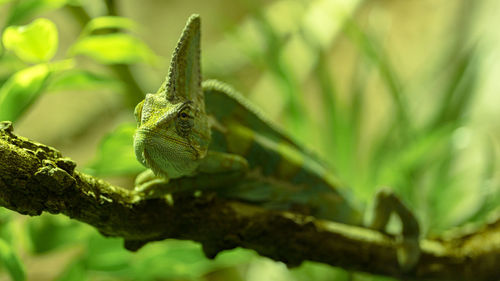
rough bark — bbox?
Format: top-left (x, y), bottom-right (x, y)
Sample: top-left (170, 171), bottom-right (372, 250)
top-left (0, 121), bottom-right (499, 281)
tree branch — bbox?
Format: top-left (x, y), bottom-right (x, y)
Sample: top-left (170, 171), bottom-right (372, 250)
top-left (0, 121), bottom-right (498, 281)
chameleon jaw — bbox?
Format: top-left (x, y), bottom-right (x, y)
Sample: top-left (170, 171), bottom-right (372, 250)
top-left (134, 129), bottom-right (200, 179)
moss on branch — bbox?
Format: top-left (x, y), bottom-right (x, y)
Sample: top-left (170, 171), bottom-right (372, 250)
top-left (0, 121), bottom-right (499, 281)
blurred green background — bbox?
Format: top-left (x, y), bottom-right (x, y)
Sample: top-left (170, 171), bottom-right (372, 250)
top-left (0, 0), bottom-right (499, 280)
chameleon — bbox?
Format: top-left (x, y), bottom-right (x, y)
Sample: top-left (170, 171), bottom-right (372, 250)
top-left (133, 14), bottom-right (420, 270)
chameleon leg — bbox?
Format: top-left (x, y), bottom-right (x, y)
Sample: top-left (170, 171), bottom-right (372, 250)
top-left (197, 151), bottom-right (249, 174)
top-left (134, 169), bottom-right (170, 196)
top-left (134, 152), bottom-right (248, 197)
top-left (369, 187), bottom-right (420, 272)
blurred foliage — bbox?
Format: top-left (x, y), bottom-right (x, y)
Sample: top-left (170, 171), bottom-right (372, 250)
top-left (0, 238), bottom-right (25, 281)
top-left (0, 0), bottom-right (499, 281)
top-left (70, 15), bottom-right (158, 65)
top-left (84, 122), bottom-right (144, 176)
top-left (0, 63), bottom-right (51, 121)
top-left (3, 18), bottom-right (58, 62)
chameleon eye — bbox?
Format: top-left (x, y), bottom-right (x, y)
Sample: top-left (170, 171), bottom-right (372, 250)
top-left (176, 108), bottom-right (194, 137)
top-left (177, 104), bottom-right (193, 120)
top-left (134, 100), bottom-right (144, 124)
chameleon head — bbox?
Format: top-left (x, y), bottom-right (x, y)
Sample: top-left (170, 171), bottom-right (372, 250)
top-left (133, 14), bottom-right (210, 179)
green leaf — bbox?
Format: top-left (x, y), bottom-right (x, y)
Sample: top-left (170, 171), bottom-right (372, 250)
top-left (82, 16), bottom-right (138, 36)
top-left (124, 241), bottom-right (255, 281)
top-left (47, 69), bottom-right (120, 92)
top-left (84, 123), bottom-right (145, 176)
top-left (70, 34), bottom-right (157, 65)
top-left (291, 262), bottom-right (350, 281)
top-left (27, 214), bottom-right (91, 254)
top-left (0, 209), bottom-right (13, 245)
top-left (55, 261), bottom-right (86, 281)
top-left (344, 19), bottom-right (410, 136)
top-left (0, 238), bottom-right (26, 281)
top-left (0, 64), bottom-right (51, 122)
top-left (5, 0), bottom-right (67, 25)
top-left (428, 48), bottom-right (477, 131)
top-left (3, 18), bottom-right (58, 63)
top-left (85, 235), bottom-right (132, 271)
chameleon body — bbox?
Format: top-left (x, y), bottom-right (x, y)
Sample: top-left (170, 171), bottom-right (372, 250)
top-left (202, 80), bottom-right (361, 223)
top-left (133, 14), bottom-right (420, 270)
top-left (133, 14), bottom-right (359, 223)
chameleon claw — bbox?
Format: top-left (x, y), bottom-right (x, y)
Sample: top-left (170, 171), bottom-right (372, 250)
top-left (397, 235), bottom-right (421, 272)
top-left (370, 187), bottom-right (421, 272)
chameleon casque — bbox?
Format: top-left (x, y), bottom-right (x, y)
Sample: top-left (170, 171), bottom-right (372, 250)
top-left (133, 14), bottom-right (420, 270)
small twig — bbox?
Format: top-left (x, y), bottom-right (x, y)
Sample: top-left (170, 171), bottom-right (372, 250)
top-left (0, 121), bottom-right (498, 281)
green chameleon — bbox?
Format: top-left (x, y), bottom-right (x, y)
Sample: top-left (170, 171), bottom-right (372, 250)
top-left (133, 14), bottom-right (420, 270)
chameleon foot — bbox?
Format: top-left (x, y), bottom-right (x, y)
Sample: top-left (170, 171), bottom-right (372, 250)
top-left (134, 169), bottom-right (170, 197)
top-left (369, 187), bottom-right (421, 271)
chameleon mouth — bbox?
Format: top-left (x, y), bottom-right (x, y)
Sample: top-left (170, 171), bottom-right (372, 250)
top-left (135, 128), bottom-right (202, 161)
top-left (133, 130), bottom-right (148, 167)
top-left (135, 128), bottom-right (191, 148)
top-left (133, 129), bottom-right (199, 178)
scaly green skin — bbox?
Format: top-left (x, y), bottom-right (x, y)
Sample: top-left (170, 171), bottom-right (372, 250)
top-left (134, 14), bottom-right (420, 270)
top-left (202, 80), bottom-right (361, 223)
